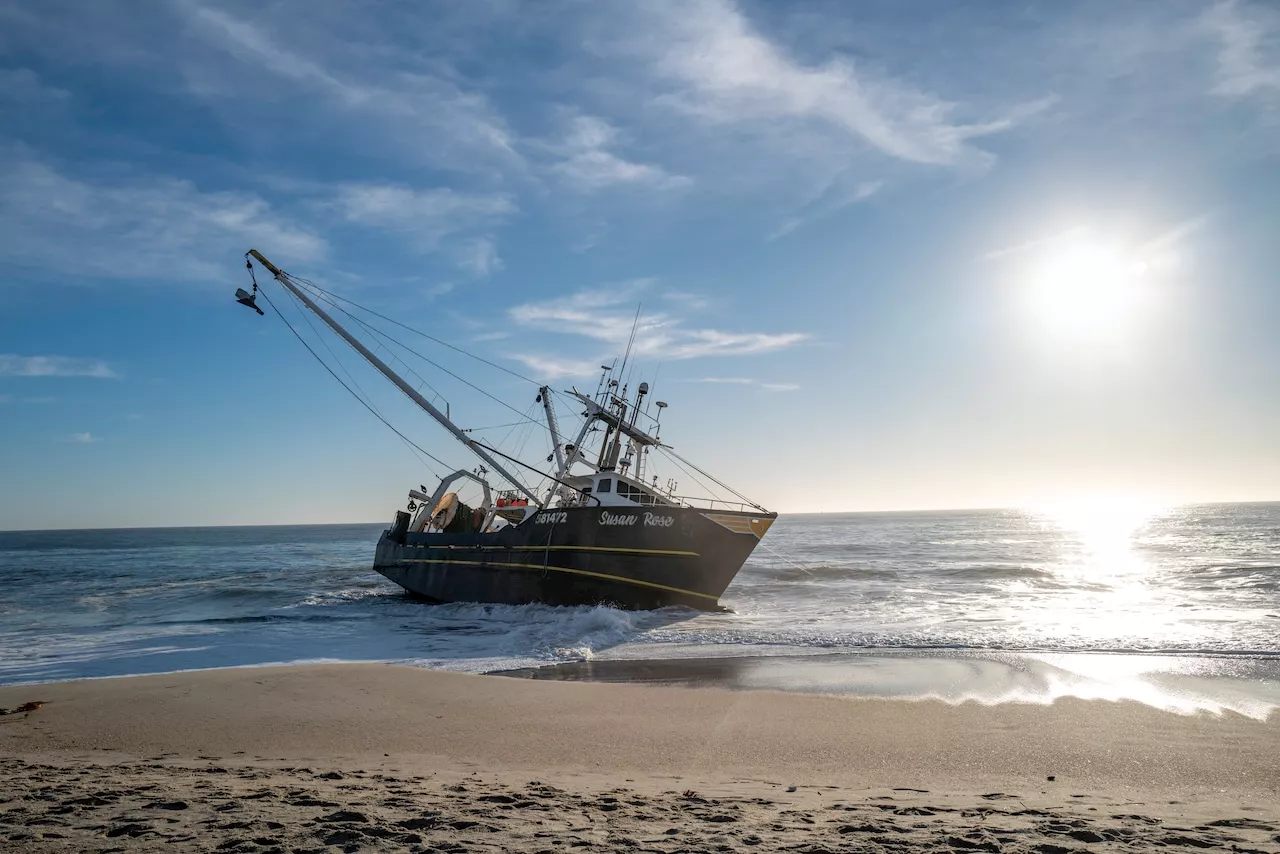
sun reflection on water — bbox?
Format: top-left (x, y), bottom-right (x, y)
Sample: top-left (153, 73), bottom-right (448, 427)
top-left (1016, 497), bottom-right (1180, 643)
top-left (1030, 497), bottom-right (1169, 574)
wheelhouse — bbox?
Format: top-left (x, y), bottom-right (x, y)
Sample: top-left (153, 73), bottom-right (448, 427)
top-left (561, 472), bottom-right (678, 508)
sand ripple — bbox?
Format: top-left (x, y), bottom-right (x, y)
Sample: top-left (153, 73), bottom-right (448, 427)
top-left (2, 758), bottom-right (1276, 853)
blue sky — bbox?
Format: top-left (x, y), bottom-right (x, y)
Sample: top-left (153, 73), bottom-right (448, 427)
top-left (2, 0), bottom-right (1279, 529)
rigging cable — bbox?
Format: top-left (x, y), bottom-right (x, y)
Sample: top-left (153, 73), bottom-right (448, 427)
top-left (494, 401), bottom-right (538, 456)
top-left (275, 277), bottom-right (442, 481)
top-left (302, 282), bottom-right (544, 430)
top-left (652, 446), bottom-right (717, 505)
top-left (616, 303), bottom-right (643, 393)
top-left (462, 420), bottom-right (536, 433)
top-left (289, 274), bottom-right (588, 415)
top-left (657, 444), bottom-right (767, 512)
top-left (320, 301), bottom-right (449, 411)
top-left (256, 285), bottom-right (457, 477)
top-left (259, 265), bottom-right (736, 506)
top-left (470, 440), bottom-right (599, 506)
top-left (304, 287), bottom-right (451, 406)
top-left (753, 537), bottom-right (817, 577)
top-left (289, 275), bottom-right (542, 385)
top-left (507, 402), bottom-right (543, 466)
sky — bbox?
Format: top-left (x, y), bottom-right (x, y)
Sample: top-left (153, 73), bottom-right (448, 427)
top-left (2, 0), bottom-right (1279, 530)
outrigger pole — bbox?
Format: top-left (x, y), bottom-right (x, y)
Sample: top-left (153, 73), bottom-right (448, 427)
top-left (245, 249), bottom-right (543, 507)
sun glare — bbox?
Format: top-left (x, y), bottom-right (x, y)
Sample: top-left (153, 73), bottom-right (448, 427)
top-left (1016, 496), bottom-right (1178, 646)
top-left (1023, 237), bottom-right (1153, 343)
top-left (1028, 495), bottom-right (1169, 577)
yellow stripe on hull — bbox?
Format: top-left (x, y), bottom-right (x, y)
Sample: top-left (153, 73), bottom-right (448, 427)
top-left (408, 543), bottom-right (699, 557)
top-left (401, 557), bottom-right (720, 602)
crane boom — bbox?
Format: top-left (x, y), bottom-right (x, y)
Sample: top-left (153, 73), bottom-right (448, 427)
top-left (247, 249), bottom-right (542, 507)
top-left (539, 385), bottom-right (566, 473)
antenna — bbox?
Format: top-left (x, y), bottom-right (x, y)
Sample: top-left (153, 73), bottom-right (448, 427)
top-left (647, 361), bottom-right (663, 419)
top-left (654, 400), bottom-right (668, 437)
top-left (595, 360), bottom-right (616, 407)
top-left (593, 363), bottom-right (612, 402)
top-left (615, 303), bottom-right (642, 395)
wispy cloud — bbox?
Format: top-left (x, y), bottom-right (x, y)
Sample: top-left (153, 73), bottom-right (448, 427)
top-left (66, 432), bottom-right (99, 444)
top-left (549, 113), bottom-right (690, 191)
top-left (510, 354), bottom-right (605, 381)
top-left (184, 5), bottom-right (521, 173)
top-left (508, 284), bottom-right (807, 378)
top-left (0, 355), bottom-right (116, 378)
top-left (981, 215), bottom-right (1209, 265)
top-left (769, 178), bottom-right (883, 241)
top-left (0, 0), bottom-right (1059, 273)
top-left (189, 6), bottom-right (347, 96)
top-left (624, 0), bottom-right (1046, 168)
top-left (981, 227), bottom-right (1089, 262)
top-left (0, 153), bottom-right (324, 282)
top-left (661, 329), bottom-right (808, 360)
top-left (683, 377), bottom-right (755, 385)
top-left (336, 185), bottom-right (514, 234)
top-left (0, 68), bottom-right (70, 104)
top-left (661, 291), bottom-right (712, 310)
top-left (682, 376), bottom-right (800, 392)
top-left (508, 281), bottom-right (655, 343)
top-left (1140, 214), bottom-right (1212, 255)
top-left (453, 238), bottom-right (503, 277)
top-left (424, 282), bottom-right (456, 299)
top-left (335, 183), bottom-right (513, 274)
top-left (1203, 0), bottom-right (1280, 99)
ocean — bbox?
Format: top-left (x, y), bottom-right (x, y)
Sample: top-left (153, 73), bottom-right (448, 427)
top-left (2, 504), bottom-right (1278, 715)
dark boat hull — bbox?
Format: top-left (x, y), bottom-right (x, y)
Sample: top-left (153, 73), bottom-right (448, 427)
top-left (374, 505), bottom-right (776, 610)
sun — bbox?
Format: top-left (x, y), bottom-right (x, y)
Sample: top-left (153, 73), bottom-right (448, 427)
top-left (1023, 237), bottom-right (1152, 343)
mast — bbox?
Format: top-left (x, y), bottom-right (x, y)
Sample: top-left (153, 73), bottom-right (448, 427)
top-left (569, 389), bottom-right (663, 451)
top-left (247, 249), bottom-right (542, 506)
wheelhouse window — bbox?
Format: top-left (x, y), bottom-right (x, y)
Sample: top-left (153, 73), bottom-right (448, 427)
top-left (597, 478), bottom-right (612, 493)
top-left (616, 480), bottom-right (658, 505)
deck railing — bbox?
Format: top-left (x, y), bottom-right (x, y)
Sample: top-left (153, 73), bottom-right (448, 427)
top-left (670, 496), bottom-right (763, 513)
top-left (553, 491), bottom-right (764, 514)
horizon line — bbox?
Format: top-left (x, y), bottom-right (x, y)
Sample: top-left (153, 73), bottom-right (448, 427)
top-left (3, 498), bottom-right (1279, 534)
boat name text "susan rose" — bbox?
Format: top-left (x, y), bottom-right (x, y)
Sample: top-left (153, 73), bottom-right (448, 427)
top-left (597, 511), bottom-right (675, 527)
top-left (530, 510), bottom-right (677, 526)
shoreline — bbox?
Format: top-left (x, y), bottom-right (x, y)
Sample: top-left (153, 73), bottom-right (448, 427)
top-left (7, 647), bottom-right (1279, 722)
top-left (2, 664), bottom-right (1277, 851)
top-left (499, 648), bottom-right (1280, 721)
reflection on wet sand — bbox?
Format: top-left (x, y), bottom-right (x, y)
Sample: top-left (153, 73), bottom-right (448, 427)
top-left (496, 650), bottom-right (1280, 720)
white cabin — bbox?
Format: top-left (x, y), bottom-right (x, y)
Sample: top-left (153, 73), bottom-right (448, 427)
top-left (559, 472), bottom-right (677, 508)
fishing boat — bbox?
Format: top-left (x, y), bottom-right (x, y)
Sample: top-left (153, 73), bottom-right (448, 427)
top-left (236, 249), bottom-right (777, 610)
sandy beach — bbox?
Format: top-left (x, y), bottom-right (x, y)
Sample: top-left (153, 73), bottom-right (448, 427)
top-left (2, 663), bottom-right (1278, 852)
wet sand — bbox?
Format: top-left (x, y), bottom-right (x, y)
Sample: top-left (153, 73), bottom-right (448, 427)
top-left (1, 663), bottom-right (1278, 852)
top-left (498, 650), bottom-right (1280, 719)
